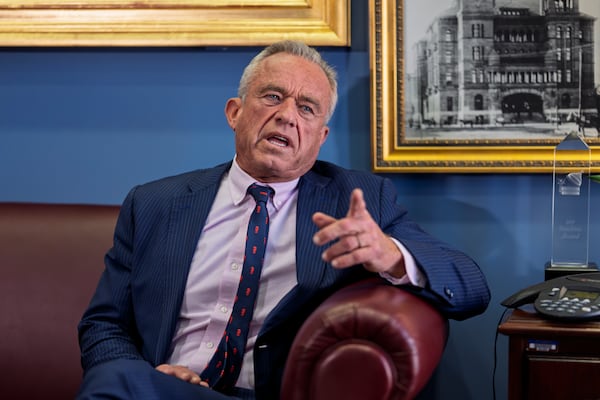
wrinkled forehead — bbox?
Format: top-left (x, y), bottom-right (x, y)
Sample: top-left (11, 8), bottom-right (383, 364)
top-left (253, 54), bottom-right (332, 101)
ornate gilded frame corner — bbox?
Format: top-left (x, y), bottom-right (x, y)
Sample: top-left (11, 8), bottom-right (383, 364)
top-left (369, 0), bottom-right (600, 173)
top-left (0, 0), bottom-right (350, 46)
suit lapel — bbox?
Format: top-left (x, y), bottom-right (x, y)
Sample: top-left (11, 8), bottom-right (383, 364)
top-left (260, 170), bottom-right (340, 335)
top-left (295, 172), bottom-right (339, 289)
top-left (154, 165), bottom-right (229, 362)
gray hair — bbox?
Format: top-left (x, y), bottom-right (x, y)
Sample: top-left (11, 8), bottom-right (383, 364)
top-left (237, 40), bottom-right (338, 122)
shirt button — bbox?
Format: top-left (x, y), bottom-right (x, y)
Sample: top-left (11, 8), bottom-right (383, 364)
top-left (206, 341), bottom-right (214, 349)
top-left (231, 263), bottom-right (239, 270)
top-left (220, 305), bottom-right (228, 313)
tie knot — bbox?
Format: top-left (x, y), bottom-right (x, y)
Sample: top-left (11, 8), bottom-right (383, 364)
top-left (247, 184), bottom-right (273, 204)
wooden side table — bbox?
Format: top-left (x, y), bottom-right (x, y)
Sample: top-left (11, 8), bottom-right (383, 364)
top-left (498, 306), bottom-right (600, 400)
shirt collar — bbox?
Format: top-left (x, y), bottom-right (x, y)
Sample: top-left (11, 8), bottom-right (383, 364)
top-left (228, 156), bottom-right (299, 211)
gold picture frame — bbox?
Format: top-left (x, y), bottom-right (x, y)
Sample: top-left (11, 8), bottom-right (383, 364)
top-left (370, 0), bottom-right (600, 173)
top-left (0, 0), bottom-right (349, 46)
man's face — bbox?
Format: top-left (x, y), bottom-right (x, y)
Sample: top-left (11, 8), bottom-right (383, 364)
top-left (225, 53), bottom-right (331, 182)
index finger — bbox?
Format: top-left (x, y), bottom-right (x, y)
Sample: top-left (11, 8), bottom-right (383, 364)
top-left (348, 188), bottom-right (367, 219)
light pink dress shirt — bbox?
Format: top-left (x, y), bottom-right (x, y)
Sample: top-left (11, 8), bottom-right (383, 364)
top-left (166, 159), bottom-right (300, 389)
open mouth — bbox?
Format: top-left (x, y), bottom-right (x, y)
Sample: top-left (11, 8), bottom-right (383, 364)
top-left (267, 135), bottom-right (290, 147)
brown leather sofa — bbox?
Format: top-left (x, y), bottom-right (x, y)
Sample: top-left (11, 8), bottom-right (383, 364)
top-left (0, 202), bottom-right (448, 400)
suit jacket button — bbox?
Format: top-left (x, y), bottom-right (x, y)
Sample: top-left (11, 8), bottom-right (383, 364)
top-left (444, 287), bottom-right (454, 299)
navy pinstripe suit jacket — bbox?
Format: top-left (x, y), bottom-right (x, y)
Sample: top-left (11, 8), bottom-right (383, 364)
top-left (78, 160), bottom-right (490, 399)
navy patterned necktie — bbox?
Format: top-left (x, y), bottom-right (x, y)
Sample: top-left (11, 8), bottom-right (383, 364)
top-left (200, 184), bottom-right (274, 391)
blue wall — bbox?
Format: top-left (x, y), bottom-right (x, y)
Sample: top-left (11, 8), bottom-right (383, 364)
top-left (3, 2), bottom-right (600, 399)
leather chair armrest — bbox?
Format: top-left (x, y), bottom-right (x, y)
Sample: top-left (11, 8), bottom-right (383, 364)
top-left (281, 278), bottom-right (448, 400)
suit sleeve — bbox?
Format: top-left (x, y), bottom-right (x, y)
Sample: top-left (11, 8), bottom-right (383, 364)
top-left (78, 187), bottom-right (146, 371)
top-left (375, 178), bottom-right (491, 320)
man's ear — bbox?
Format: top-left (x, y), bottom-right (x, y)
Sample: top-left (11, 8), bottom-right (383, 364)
top-left (320, 126), bottom-right (330, 145)
top-left (224, 97), bottom-right (242, 130)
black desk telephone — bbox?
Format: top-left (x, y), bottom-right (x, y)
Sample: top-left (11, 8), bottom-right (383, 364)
top-left (501, 272), bottom-right (600, 320)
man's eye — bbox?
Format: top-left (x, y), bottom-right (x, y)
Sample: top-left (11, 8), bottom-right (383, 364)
top-left (265, 94), bottom-right (281, 102)
top-left (300, 105), bottom-right (314, 114)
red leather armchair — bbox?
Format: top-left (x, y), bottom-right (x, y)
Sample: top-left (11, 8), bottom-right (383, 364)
top-left (0, 203), bottom-right (447, 400)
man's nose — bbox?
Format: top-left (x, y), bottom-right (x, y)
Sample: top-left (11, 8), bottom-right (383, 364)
top-left (275, 98), bottom-right (297, 127)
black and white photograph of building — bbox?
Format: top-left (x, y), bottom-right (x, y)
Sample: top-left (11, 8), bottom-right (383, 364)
top-left (404, 0), bottom-right (599, 140)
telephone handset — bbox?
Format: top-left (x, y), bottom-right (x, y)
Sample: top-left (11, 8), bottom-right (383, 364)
top-left (501, 272), bottom-right (600, 320)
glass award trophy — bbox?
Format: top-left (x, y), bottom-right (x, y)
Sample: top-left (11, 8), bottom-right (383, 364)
top-left (546, 132), bottom-right (598, 280)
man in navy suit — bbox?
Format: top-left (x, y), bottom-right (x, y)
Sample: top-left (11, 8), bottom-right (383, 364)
top-left (77, 40), bottom-right (490, 400)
